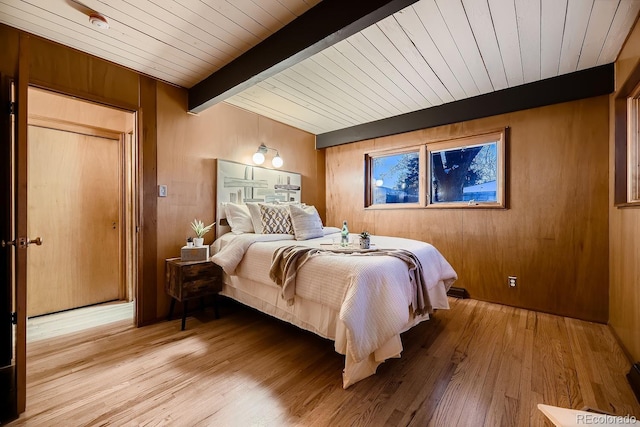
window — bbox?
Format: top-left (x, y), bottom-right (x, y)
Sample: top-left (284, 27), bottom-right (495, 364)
top-left (365, 147), bottom-right (424, 207)
top-left (614, 61), bottom-right (640, 206)
top-left (427, 131), bottom-right (505, 208)
top-left (364, 130), bottom-right (506, 209)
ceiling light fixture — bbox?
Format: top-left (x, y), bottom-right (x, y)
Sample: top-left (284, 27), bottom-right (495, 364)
top-left (89, 12), bottom-right (109, 30)
top-left (252, 143), bottom-right (283, 168)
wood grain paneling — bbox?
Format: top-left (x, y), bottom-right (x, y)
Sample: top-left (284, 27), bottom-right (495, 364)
top-left (326, 96), bottom-right (610, 322)
top-left (0, 25), bottom-right (19, 78)
top-left (609, 17), bottom-right (640, 363)
top-left (27, 36), bottom-right (139, 110)
top-left (156, 83), bottom-right (322, 318)
top-left (139, 76), bottom-right (158, 326)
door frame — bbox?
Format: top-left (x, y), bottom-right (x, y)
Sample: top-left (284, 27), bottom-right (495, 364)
top-left (23, 92), bottom-right (140, 305)
top-left (26, 118), bottom-right (129, 315)
top-left (27, 94), bottom-right (138, 305)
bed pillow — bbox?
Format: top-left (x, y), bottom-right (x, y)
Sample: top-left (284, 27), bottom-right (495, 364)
top-left (322, 226), bottom-right (341, 236)
top-left (224, 203), bottom-right (254, 234)
top-left (246, 202), bottom-right (264, 234)
top-left (289, 204), bottom-right (323, 240)
top-left (259, 203), bottom-right (293, 234)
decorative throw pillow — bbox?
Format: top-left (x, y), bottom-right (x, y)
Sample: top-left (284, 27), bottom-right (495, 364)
top-left (289, 204), bottom-right (323, 240)
top-left (246, 202), bottom-right (264, 234)
top-left (259, 203), bottom-right (293, 234)
top-left (224, 203), bottom-right (254, 234)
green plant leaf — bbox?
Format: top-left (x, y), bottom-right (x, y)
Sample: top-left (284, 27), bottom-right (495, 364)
top-left (190, 219), bottom-right (215, 238)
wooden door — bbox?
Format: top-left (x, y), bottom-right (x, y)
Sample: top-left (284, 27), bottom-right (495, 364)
top-left (26, 125), bottom-right (121, 317)
top-left (0, 76), bottom-right (17, 422)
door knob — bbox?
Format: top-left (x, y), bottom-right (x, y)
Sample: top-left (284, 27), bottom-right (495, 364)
top-left (28, 237), bottom-right (43, 246)
top-left (18, 237), bottom-right (43, 248)
top-left (3, 237), bottom-right (43, 248)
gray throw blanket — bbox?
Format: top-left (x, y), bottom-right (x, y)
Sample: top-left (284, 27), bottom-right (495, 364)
top-left (269, 245), bottom-right (432, 316)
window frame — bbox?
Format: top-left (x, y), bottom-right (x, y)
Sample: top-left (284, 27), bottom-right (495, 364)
top-left (425, 130), bottom-right (506, 209)
top-left (363, 129), bottom-right (507, 210)
top-left (614, 59), bottom-right (640, 207)
top-left (364, 145), bottom-right (426, 209)
top-left (627, 82), bottom-right (640, 203)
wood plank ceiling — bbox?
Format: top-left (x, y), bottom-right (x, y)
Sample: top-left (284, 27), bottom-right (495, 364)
top-left (1, 0), bottom-right (639, 135)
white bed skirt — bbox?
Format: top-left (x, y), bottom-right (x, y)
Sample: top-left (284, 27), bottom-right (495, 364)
top-left (220, 273), bottom-right (447, 388)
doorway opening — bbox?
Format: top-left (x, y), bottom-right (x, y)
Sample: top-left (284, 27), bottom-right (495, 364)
top-left (25, 87), bottom-right (138, 339)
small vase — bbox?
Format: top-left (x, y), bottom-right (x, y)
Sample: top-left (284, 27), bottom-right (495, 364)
top-left (193, 237), bottom-right (204, 247)
top-left (359, 237), bottom-right (370, 249)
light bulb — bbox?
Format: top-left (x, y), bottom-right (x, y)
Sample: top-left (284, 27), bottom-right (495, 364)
top-left (375, 179), bottom-right (384, 187)
top-left (272, 154), bottom-right (283, 168)
top-left (252, 151), bottom-right (265, 165)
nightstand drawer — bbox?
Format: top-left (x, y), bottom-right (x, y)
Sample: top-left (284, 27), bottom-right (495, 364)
top-left (165, 258), bottom-right (222, 301)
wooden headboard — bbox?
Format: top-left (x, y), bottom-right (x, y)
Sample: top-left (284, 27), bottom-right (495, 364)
top-left (215, 159), bottom-right (302, 238)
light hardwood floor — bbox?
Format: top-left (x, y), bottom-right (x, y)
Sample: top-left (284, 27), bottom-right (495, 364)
top-left (7, 298), bottom-right (639, 426)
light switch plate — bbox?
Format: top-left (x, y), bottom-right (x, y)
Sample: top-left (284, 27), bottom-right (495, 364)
top-left (158, 185), bottom-right (168, 197)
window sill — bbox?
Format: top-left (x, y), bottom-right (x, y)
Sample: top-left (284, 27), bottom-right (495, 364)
top-left (615, 201), bottom-right (640, 209)
top-left (365, 204), bottom-right (424, 210)
top-left (425, 204), bottom-right (507, 209)
top-left (364, 203), bottom-right (508, 210)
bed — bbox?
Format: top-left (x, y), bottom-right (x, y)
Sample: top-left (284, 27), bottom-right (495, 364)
top-left (210, 160), bottom-right (457, 388)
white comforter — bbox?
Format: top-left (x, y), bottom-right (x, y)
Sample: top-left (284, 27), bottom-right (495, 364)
top-left (211, 231), bottom-right (457, 387)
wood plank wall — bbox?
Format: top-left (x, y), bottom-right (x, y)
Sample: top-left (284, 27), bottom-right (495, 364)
top-left (155, 83), bottom-right (323, 318)
top-left (325, 96), bottom-right (610, 323)
top-left (609, 19), bottom-right (640, 362)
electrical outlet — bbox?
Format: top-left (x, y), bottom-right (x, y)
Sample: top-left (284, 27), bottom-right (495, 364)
top-left (508, 276), bottom-right (517, 288)
top-left (158, 185), bottom-right (168, 197)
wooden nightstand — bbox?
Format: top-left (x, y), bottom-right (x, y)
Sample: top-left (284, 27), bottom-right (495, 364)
top-left (165, 258), bottom-right (223, 330)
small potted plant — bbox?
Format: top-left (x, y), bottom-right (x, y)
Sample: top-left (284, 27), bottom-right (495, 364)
top-left (359, 231), bottom-right (371, 249)
top-left (190, 219), bottom-right (215, 247)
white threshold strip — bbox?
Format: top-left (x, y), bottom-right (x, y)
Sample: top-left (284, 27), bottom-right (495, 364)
top-left (26, 301), bottom-right (134, 343)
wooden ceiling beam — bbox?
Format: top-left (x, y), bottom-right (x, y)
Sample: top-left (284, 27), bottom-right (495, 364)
top-left (187, 0), bottom-right (419, 113)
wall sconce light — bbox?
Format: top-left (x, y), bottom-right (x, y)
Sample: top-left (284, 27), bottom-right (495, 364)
top-left (252, 143), bottom-right (283, 168)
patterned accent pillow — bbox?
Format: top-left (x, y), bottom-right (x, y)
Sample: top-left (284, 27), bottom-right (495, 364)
top-left (289, 204), bottom-right (323, 240)
top-left (259, 204), bottom-right (293, 234)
